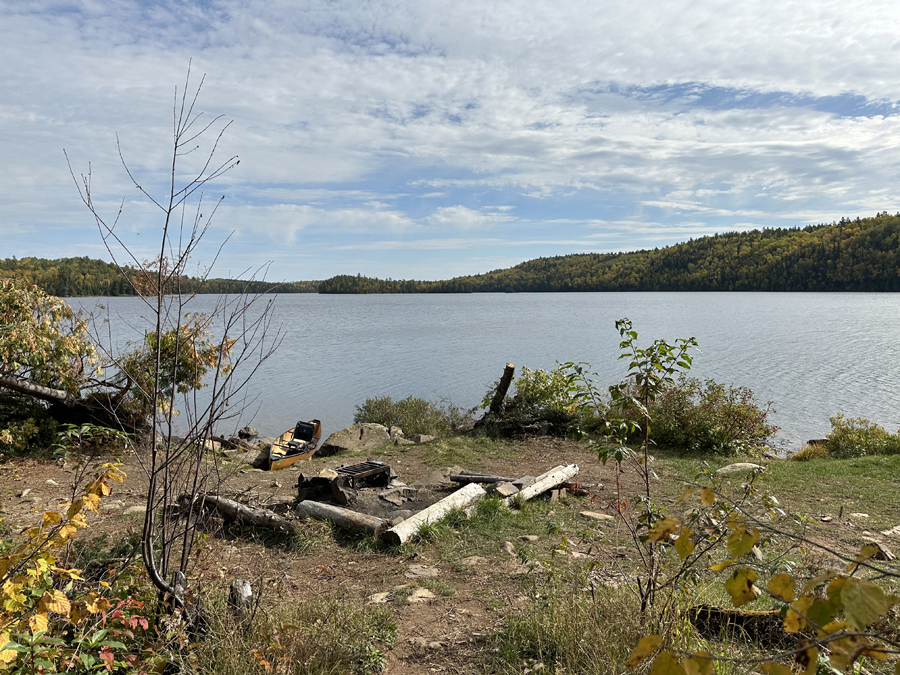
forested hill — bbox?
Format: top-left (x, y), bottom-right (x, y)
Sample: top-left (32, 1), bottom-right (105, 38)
top-left (319, 213), bottom-right (900, 293)
top-left (0, 257), bottom-right (319, 297)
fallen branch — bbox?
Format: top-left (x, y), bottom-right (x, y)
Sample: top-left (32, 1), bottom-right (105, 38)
top-left (182, 494), bottom-right (297, 533)
top-left (294, 500), bottom-right (387, 535)
top-left (449, 473), bottom-right (515, 484)
top-left (381, 483), bottom-right (486, 545)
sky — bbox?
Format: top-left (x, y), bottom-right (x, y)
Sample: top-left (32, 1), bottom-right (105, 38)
top-left (2, 1), bottom-right (900, 283)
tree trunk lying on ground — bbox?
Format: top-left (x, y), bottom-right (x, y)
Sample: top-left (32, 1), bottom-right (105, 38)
top-left (294, 500), bottom-right (387, 535)
top-left (182, 494), bottom-right (298, 533)
top-left (381, 482), bottom-right (487, 545)
top-left (502, 464), bottom-right (580, 506)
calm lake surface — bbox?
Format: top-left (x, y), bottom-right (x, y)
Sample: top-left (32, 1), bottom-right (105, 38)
top-left (67, 292), bottom-right (900, 451)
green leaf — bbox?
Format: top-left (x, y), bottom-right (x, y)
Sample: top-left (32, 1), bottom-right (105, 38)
top-left (841, 577), bottom-right (889, 629)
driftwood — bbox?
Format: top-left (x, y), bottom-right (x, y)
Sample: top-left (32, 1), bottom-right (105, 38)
top-left (488, 363), bottom-right (515, 416)
top-left (294, 500), bottom-right (387, 535)
top-left (0, 372), bottom-right (77, 406)
top-left (381, 483), bottom-right (486, 545)
top-left (502, 464), bottom-right (579, 506)
top-left (184, 494), bottom-right (298, 533)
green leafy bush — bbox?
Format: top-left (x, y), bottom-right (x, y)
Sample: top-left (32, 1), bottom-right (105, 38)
top-left (825, 414), bottom-right (900, 458)
top-left (509, 366), bottom-right (574, 415)
top-left (353, 395), bottom-right (454, 436)
top-left (648, 376), bottom-right (777, 455)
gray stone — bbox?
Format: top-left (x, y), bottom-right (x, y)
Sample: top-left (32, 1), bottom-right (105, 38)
top-left (389, 427), bottom-right (405, 441)
top-left (405, 564), bottom-right (439, 578)
top-left (407, 588), bottom-right (435, 603)
top-left (409, 434), bottom-right (436, 444)
top-left (716, 463), bottom-right (766, 475)
top-left (519, 535), bottom-right (539, 542)
top-left (319, 424), bottom-right (393, 456)
top-left (580, 511), bottom-right (615, 522)
top-left (101, 500), bottom-right (125, 511)
top-left (18, 489), bottom-right (31, 498)
top-left (238, 426), bottom-right (258, 440)
top-left (367, 592), bottom-right (390, 604)
top-left (501, 541), bottom-right (516, 556)
top-left (850, 513), bottom-right (870, 519)
top-left (492, 482), bottom-right (519, 498)
top-left (45, 479), bottom-right (59, 487)
top-left (123, 505), bottom-right (146, 516)
top-left (394, 438), bottom-right (415, 445)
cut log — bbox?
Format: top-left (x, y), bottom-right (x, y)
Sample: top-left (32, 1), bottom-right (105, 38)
top-left (186, 494), bottom-right (298, 533)
top-left (381, 483), bottom-right (486, 545)
top-left (294, 500), bottom-right (387, 535)
top-left (488, 363), bottom-right (515, 416)
top-left (503, 464), bottom-right (579, 506)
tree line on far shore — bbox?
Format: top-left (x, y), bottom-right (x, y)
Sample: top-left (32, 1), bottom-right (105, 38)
top-left (8, 212), bottom-right (900, 297)
top-left (319, 212), bottom-right (900, 293)
top-left (0, 256), bottom-right (318, 297)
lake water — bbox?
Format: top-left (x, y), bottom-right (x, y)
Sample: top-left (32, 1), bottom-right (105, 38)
top-left (66, 292), bottom-right (900, 451)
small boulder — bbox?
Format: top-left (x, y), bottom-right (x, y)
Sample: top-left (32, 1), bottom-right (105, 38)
top-left (501, 541), bottom-right (516, 556)
top-left (319, 424), bottom-right (392, 456)
top-left (519, 535), bottom-right (539, 542)
top-left (238, 426), bottom-right (258, 440)
top-left (492, 482), bottom-right (519, 498)
top-left (716, 463), bottom-right (766, 475)
top-left (407, 588), bottom-right (435, 604)
top-left (409, 434), bottom-right (436, 444)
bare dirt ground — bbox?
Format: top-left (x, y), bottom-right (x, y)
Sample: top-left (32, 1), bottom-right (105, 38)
top-left (2, 437), bottom-right (626, 673)
top-left (1, 437), bottom-right (885, 674)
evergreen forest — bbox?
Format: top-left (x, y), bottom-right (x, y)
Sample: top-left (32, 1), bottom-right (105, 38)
top-left (318, 213), bottom-right (900, 293)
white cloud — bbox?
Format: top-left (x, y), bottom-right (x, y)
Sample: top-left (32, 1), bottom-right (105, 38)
top-left (426, 205), bottom-right (515, 229)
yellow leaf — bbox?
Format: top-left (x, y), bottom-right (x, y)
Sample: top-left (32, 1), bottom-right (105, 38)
top-left (81, 493), bottom-right (102, 513)
top-left (798, 644), bottom-right (817, 675)
top-left (761, 664), bottom-right (791, 675)
top-left (841, 577), bottom-right (889, 630)
top-left (42, 511), bottom-right (62, 527)
top-left (42, 590), bottom-right (70, 616)
top-left (726, 524), bottom-right (760, 558)
top-left (627, 635), bottom-right (662, 668)
top-left (650, 652), bottom-right (686, 675)
top-left (785, 595), bottom-right (814, 633)
top-left (767, 573), bottom-right (795, 602)
top-left (683, 652), bottom-right (714, 675)
top-left (820, 620), bottom-right (851, 635)
top-left (648, 518), bottom-right (682, 543)
top-left (829, 634), bottom-right (874, 672)
top-left (83, 592), bottom-right (109, 614)
top-left (700, 487), bottom-right (714, 506)
top-left (29, 612), bottom-right (48, 634)
top-left (725, 568), bottom-right (758, 607)
top-left (57, 524), bottom-right (78, 541)
top-left (676, 486), bottom-right (696, 504)
top-left (674, 529), bottom-right (695, 560)
top-left (0, 631), bottom-right (16, 665)
top-left (709, 559), bottom-right (735, 572)
top-left (847, 544), bottom-right (880, 572)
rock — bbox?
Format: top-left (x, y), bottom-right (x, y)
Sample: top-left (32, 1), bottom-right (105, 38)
top-left (238, 426), bottom-right (258, 440)
top-left (389, 427), bottom-right (405, 440)
top-left (19, 489), bottom-right (31, 498)
top-left (580, 511), bottom-right (615, 522)
top-left (570, 551), bottom-right (589, 559)
top-left (519, 535), bottom-right (539, 542)
top-left (101, 500), bottom-right (125, 511)
top-left (368, 592), bottom-right (390, 604)
top-left (461, 555), bottom-right (487, 566)
top-left (492, 482), bottom-right (519, 498)
top-left (45, 479), bottom-right (59, 487)
top-left (228, 579), bottom-right (253, 613)
top-left (202, 439), bottom-right (222, 452)
top-left (716, 463), bottom-right (765, 475)
top-left (406, 564), bottom-right (439, 579)
top-left (317, 468), bottom-right (339, 479)
top-left (501, 541), bottom-right (516, 556)
top-left (821, 515), bottom-right (833, 522)
top-left (123, 505), bottom-right (146, 516)
top-left (850, 513), bottom-right (870, 519)
top-left (394, 438), bottom-right (415, 445)
top-left (409, 434), bottom-right (436, 444)
top-left (407, 588), bottom-right (436, 603)
top-left (880, 525), bottom-right (900, 538)
top-left (319, 424), bottom-right (393, 456)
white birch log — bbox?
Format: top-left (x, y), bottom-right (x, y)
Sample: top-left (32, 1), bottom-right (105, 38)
top-left (502, 464), bottom-right (579, 506)
top-left (294, 500), bottom-right (387, 535)
top-left (381, 482), bottom-right (486, 545)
